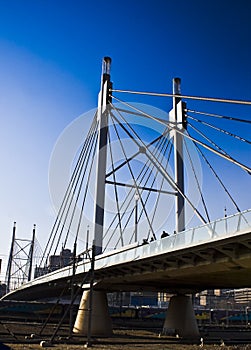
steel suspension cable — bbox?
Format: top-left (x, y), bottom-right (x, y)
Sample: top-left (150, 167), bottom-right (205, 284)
top-left (42, 115), bottom-right (98, 261)
top-left (187, 109), bottom-right (251, 124)
top-left (105, 125), bottom-right (169, 178)
top-left (184, 138), bottom-right (210, 222)
top-left (110, 113), bottom-right (157, 242)
top-left (143, 140), bottom-right (173, 241)
top-left (128, 135), bottom-right (171, 244)
top-left (111, 89), bottom-right (251, 106)
top-left (40, 113), bottom-right (98, 266)
top-left (104, 110), bottom-right (162, 249)
top-left (103, 149), bottom-right (155, 247)
top-left (104, 154), bottom-right (158, 246)
top-left (188, 131), bottom-right (241, 212)
top-left (185, 126), bottom-right (251, 174)
top-left (112, 96), bottom-right (251, 174)
top-left (108, 130), bottom-right (124, 246)
top-left (104, 132), bottom-right (168, 248)
top-left (54, 123), bottom-right (98, 254)
top-left (110, 103), bottom-right (208, 226)
top-left (103, 117), bottom-right (171, 243)
top-left (74, 129), bottom-right (98, 248)
top-left (111, 103), bottom-right (174, 243)
top-left (109, 103), bottom-right (173, 244)
top-left (187, 115), bottom-right (251, 145)
top-left (112, 98), bottom-right (243, 226)
top-left (188, 121), bottom-right (230, 157)
top-left (51, 116), bottom-right (98, 257)
top-left (111, 95), bottom-right (172, 129)
top-left (111, 98), bottom-right (249, 225)
top-left (188, 122), bottom-right (251, 186)
top-left (104, 109), bottom-right (169, 248)
top-left (61, 122), bottom-right (99, 251)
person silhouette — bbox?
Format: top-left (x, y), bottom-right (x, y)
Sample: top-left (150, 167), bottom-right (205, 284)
top-left (161, 231), bottom-right (169, 238)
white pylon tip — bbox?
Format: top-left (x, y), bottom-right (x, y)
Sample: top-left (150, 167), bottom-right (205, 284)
top-left (102, 57), bottom-right (111, 75)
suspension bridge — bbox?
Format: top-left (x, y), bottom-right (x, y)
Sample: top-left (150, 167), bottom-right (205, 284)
top-left (2, 57), bottom-right (251, 339)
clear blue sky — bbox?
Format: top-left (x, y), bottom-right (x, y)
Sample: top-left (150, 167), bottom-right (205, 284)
top-left (0, 0), bottom-right (250, 279)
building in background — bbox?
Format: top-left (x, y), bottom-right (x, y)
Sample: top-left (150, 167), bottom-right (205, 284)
top-left (34, 248), bottom-right (73, 278)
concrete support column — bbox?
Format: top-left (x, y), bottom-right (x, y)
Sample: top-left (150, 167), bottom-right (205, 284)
top-left (163, 294), bottom-right (199, 339)
top-left (73, 290), bottom-right (113, 337)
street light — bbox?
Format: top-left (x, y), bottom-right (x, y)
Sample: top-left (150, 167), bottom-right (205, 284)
top-left (134, 192), bottom-right (139, 242)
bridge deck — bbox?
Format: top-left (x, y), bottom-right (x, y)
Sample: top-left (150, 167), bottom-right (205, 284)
top-left (2, 209), bottom-right (251, 300)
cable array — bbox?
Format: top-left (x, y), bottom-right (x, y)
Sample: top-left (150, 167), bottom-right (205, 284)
top-left (40, 113), bottom-right (98, 268)
top-left (39, 85), bottom-right (250, 268)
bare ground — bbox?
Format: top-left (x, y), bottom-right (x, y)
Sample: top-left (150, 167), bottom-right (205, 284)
top-left (0, 321), bottom-right (250, 350)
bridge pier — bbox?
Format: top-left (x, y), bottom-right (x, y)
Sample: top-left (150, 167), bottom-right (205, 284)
top-left (163, 294), bottom-right (200, 339)
top-left (73, 290), bottom-right (113, 337)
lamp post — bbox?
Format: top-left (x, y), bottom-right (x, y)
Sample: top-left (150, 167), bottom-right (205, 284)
top-left (134, 192), bottom-right (139, 242)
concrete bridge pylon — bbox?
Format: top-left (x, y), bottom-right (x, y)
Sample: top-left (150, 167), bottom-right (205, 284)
top-left (73, 290), bottom-right (112, 337)
top-left (163, 294), bottom-right (200, 339)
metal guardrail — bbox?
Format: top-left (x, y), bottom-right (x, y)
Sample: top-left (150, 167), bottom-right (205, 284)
top-left (96, 209), bottom-right (251, 269)
top-left (6, 210), bottom-right (251, 293)
top-left (164, 208), bottom-right (251, 249)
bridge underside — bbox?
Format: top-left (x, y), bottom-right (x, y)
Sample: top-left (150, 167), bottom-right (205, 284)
top-left (97, 255), bottom-right (251, 293)
top-left (96, 233), bottom-right (251, 293)
top-left (3, 230), bottom-right (251, 301)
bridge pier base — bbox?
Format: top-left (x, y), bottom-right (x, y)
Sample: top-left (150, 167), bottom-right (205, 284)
top-left (73, 290), bottom-right (113, 337)
top-left (163, 294), bottom-right (200, 339)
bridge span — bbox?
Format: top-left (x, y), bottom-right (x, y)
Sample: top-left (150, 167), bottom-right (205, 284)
top-left (3, 57), bottom-right (251, 339)
top-left (3, 209), bottom-right (251, 301)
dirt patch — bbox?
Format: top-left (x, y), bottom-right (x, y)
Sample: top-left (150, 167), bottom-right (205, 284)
top-left (0, 321), bottom-right (250, 350)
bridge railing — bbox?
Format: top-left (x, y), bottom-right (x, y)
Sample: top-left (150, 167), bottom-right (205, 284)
top-left (25, 209), bottom-right (251, 282)
top-left (96, 209), bottom-right (251, 268)
top-left (10, 210), bottom-right (250, 289)
top-left (150, 209), bottom-right (251, 255)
